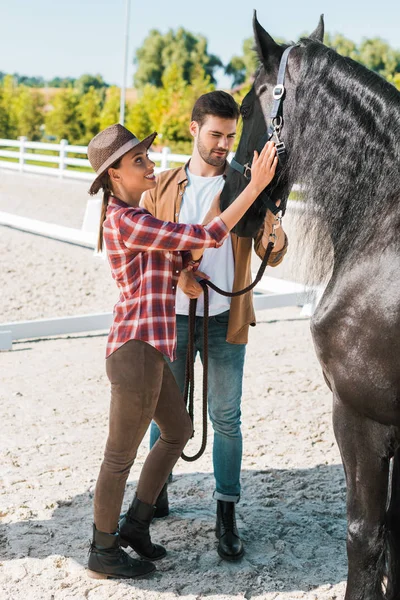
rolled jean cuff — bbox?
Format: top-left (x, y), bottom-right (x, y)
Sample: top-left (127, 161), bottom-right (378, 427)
top-left (213, 491), bottom-right (240, 503)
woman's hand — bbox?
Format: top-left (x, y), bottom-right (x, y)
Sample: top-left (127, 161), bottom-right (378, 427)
top-left (248, 141), bottom-right (278, 196)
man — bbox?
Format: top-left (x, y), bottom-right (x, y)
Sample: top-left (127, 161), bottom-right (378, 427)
top-left (142, 90), bottom-right (287, 561)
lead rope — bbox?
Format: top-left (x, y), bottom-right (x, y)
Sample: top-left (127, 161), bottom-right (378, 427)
top-left (181, 239), bottom-right (275, 461)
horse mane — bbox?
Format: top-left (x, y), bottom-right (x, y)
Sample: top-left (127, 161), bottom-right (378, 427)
top-left (286, 39), bottom-right (400, 281)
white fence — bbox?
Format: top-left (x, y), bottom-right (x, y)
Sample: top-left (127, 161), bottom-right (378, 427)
top-left (0, 137), bottom-right (191, 180)
top-left (0, 139), bottom-right (318, 350)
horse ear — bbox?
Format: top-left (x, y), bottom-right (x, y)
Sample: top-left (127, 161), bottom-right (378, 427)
top-left (253, 10), bottom-right (281, 63)
top-left (309, 14), bottom-right (325, 42)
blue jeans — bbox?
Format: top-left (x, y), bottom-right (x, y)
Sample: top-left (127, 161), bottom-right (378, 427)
top-left (150, 311), bottom-right (246, 503)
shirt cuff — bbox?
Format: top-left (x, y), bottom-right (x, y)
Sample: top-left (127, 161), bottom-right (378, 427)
top-left (206, 216), bottom-right (230, 246)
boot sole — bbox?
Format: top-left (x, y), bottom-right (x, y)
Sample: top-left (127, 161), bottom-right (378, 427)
top-left (120, 538), bottom-right (167, 561)
top-left (217, 547), bottom-right (245, 561)
top-left (216, 529), bottom-right (244, 561)
top-left (87, 564), bottom-right (156, 580)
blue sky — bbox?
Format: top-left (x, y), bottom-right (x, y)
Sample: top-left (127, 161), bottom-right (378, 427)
top-left (1, 0), bottom-right (399, 88)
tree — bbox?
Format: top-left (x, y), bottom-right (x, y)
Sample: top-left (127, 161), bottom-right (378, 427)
top-left (125, 84), bottom-right (159, 141)
top-left (99, 86), bottom-right (122, 129)
top-left (45, 88), bottom-right (82, 142)
top-left (0, 75), bottom-right (18, 138)
top-left (134, 27), bottom-right (223, 88)
top-left (47, 76), bottom-right (76, 88)
top-left (358, 38), bottom-right (400, 78)
top-left (0, 88), bottom-right (8, 138)
top-left (16, 74), bottom-right (46, 87)
top-left (390, 73), bottom-right (400, 91)
top-left (324, 33), bottom-right (359, 61)
top-left (75, 73), bottom-right (109, 95)
top-left (225, 37), bottom-right (259, 87)
top-left (12, 86), bottom-right (45, 140)
top-left (127, 62), bottom-right (215, 152)
top-left (77, 86), bottom-right (102, 144)
top-left (324, 34), bottom-right (400, 80)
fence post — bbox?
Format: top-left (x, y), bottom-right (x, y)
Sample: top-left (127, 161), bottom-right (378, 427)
top-left (19, 136), bottom-right (27, 173)
top-left (160, 146), bottom-right (170, 171)
top-left (59, 139), bottom-right (68, 178)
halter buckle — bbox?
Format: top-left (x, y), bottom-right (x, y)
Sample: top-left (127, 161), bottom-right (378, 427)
top-left (273, 84), bottom-right (285, 100)
top-left (243, 162), bottom-right (252, 180)
top-left (272, 116), bottom-right (283, 133)
top-left (275, 140), bottom-right (286, 157)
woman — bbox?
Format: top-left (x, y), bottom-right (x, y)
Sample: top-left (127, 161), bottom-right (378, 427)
top-left (86, 123), bottom-right (278, 580)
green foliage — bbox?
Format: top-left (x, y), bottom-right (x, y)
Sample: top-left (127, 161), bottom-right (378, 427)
top-left (0, 88), bottom-right (9, 138)
top-left (99, 86), bottom-right (122, 130)
top-left (127, 62), bottom-right (214, 149)
top-left (75, 73), bottom-right (108, 95)
top-left (0, 75), bottom-right (19, 138)
top-left (12, 86), bottom-right (45, 140)
top-left (324, 33), bottom-right (400, 80)
top-left (45, 88), bottom-right (82, 142)
top-left (77, 86), bottom-right (102, 144)
top-left (47, 76), bottom-right (76, 88)
top-left (0, 72), bottom-right (46, 87)
top-left (358, 38), bottom-right (400, 78)
top-left (125, 84), bottom-right (159, 140)
top-left (134, 27), bottom-right (222, 89)
top-left (324, 33), bottom-right (359, 61)
top-left (225, 37), bottom-right (259, 87)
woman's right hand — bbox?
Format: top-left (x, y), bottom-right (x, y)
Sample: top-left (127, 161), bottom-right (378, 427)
top-left (248, 141), bottom-right (278, 196)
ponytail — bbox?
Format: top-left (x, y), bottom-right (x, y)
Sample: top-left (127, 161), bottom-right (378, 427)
top-left (98, 187), bottom-right (111, 252)
top-left (88, 157), bottom-right (122, 253)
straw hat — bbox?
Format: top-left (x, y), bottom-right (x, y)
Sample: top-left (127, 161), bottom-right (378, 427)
top-left (87, 124), bottom-right (157, 194)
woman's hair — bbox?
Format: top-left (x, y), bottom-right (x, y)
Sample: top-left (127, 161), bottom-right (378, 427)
top-left (89, 157), bottom-right (122, 252)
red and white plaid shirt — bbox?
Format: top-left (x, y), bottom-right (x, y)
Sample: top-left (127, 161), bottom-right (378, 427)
top-left (103, 196), bottom-right (229, 360)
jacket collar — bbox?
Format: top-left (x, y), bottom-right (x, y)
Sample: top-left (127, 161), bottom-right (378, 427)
top-left (177, 159), bottom-right (230, 184)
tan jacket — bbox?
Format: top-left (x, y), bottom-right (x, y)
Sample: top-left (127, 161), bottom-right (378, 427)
top-left (142, 164), bottom-right (288, 344)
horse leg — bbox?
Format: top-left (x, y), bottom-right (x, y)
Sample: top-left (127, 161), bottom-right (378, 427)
top-left (384, 447), bottom-right (400, 599)
top-left (333, 396), bottom-right (390, 600)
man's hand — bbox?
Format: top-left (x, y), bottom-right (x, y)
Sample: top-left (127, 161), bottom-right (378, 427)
top-left (178, 270), bottom-right (209, 299)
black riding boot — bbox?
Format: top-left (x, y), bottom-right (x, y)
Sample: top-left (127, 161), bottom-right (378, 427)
top-left (87, 524), bottom-right (155, 579)
top-left (215, 500), bottom-right (244, 561)
top-left (119, 495), bottom-right (167, 560)
top-left (154, 482), bottom-right (169, 518)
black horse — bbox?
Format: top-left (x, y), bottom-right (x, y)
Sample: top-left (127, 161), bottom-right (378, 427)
top-left (221, 12), bottom-right (400, 600)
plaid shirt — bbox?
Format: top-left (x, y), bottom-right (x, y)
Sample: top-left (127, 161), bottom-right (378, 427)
top-left (103, 196), bottom-right (229, 360)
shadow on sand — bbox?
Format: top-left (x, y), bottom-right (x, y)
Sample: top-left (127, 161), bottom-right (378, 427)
top-left (1, 463), bottom-right (347, 597)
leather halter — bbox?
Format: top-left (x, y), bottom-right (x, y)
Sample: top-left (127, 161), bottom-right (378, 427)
top-left (230, 45), bottom-right (297, 216)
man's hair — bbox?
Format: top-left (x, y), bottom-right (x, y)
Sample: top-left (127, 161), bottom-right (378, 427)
top-left (191, 91), bottom-right (240, 126)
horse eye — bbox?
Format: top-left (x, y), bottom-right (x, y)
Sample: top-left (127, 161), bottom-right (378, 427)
top-left (240, 104), bottom-right (252, 119)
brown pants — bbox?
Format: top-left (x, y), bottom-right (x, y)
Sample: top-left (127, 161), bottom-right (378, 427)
top-left (94, 339), bottom-right (193, 533)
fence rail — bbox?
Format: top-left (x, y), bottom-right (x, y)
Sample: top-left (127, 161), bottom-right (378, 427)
top-left (0, 137), bottom-right (192, 181)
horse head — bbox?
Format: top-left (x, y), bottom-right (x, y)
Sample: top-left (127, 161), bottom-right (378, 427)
top-left (221, 13), bottom-right (324, 238)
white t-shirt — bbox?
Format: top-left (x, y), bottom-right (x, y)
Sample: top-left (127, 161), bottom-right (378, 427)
top-left (175, 168), bottom-right (235, 317)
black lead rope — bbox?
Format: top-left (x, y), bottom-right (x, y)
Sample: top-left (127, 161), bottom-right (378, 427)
top-left (181, 240), bottom-right (275, 462)
top-left (180, 47), bottom-right (296, 461)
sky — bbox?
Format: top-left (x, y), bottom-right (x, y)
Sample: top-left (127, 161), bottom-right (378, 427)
top-left (1, 0), bottom-right (399, 88)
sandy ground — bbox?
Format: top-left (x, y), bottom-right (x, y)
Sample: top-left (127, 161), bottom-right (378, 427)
top-left (0, 171), bottom-right (347, 600)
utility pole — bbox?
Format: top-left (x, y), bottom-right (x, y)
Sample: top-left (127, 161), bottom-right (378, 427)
top-left (120, 0), bottom-right (131, 125)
